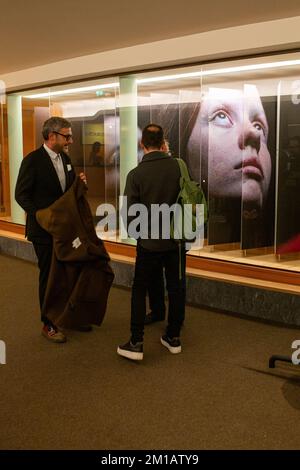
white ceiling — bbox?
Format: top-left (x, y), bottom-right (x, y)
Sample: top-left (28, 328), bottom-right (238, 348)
top-left (1, 0), bottom-right (300, 75)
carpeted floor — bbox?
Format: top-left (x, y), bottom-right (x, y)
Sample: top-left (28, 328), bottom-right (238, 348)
top-left (0, 253), bottom-right (300, 450)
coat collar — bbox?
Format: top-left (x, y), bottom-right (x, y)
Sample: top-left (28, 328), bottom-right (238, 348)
top-left (140, 151), bottom-right (171, 163)
top-left (43, 143), bottom-right (59, 160)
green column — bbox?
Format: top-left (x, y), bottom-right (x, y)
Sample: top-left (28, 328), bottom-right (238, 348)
top-left (7, 94), bottom-right (25, 224)
top-left (119, 76), bottom-right (138, 195)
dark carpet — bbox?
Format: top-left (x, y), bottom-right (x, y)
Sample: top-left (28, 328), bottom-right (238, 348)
top-left (0, 254), bottom-right (300, 450)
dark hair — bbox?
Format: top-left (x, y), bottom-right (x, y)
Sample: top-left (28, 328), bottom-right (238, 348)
top-left (92, 141), bottom-right (101, 151)
top-left (42, 116), bottom-right (72, 140)
top-left (141, 124), bottom-right (164, 149)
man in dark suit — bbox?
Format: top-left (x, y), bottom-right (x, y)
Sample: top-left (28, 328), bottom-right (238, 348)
top-left (117, 124), bottom-right (186, 361)
top-left (15, 116), bottom-right (86, 343)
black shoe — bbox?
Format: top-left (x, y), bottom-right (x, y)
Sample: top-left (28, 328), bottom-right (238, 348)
top-left (144, 312), bottom-right (165, 325)
top-left (160, 335), bottom-right (181, 354)
top-left (117, 340), bottom-right (143, 361)
top-left (72, 325), bottom-right (93, 332)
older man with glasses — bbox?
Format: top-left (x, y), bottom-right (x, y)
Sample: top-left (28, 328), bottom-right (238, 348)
top-left (15, 116), bottom-right (86, 343)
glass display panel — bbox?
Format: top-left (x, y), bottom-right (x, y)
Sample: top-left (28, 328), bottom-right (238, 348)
top-left (4, 51), bottom-right (300, 273)
top-left (276, 80), bottom-right (300, 254)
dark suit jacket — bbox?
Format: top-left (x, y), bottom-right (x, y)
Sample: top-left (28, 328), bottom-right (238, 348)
top-left (15, 145), bottom-right (76, 243)
top-left (124, 151), bottom-right (181, 251)
top-left (36, 176), bottom-right (114, 328)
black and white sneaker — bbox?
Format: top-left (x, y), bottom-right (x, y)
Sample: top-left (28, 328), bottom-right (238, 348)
top-left (160, 335), bottom-right (181, 354)
top-left (117, 340), bottom-right (143, 361)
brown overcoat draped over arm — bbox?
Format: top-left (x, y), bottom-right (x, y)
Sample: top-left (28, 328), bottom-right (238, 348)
top-left (36, 176), bottom-right (114, 328)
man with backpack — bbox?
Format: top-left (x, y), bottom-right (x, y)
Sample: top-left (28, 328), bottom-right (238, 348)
top-left (117, 124), bottom-right (186, 361)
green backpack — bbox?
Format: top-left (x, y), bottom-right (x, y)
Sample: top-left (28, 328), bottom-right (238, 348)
top-left (170, 158), bottom-right (208, 242)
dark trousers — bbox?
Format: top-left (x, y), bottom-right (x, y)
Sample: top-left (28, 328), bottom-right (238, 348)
top-left (148, 261), bottom-right (166, 318)
top-left (131, 244), bottom-right (186, 342)
top-left (32, 241), bottom-right (53, 325)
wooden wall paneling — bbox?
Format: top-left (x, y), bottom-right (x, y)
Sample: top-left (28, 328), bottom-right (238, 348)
top-left (1, 106), bottom-right (11, 216)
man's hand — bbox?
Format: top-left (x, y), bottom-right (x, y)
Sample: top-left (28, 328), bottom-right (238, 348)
top-left (79, 172), bottom-right (87, 185)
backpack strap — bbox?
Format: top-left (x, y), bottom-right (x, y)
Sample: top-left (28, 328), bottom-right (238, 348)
top-left (175, 158), bottom-right (189, 279)
top-left (175, 158), bottom-right (191, 181)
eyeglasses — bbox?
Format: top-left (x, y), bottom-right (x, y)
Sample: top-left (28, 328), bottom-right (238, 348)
top-left (53, 131), bottom-right (73, 141)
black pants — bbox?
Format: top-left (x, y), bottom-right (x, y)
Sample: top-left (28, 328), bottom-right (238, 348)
top-left (131, 244), bottom-right (186, 343)
top-left (32, 241), bottom-right (53, 326)
top-left (148, 261), bottom-right (166, 318)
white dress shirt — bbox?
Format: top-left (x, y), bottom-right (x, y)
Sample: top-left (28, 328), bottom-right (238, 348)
top-left (43, 143), bottom-right (66, 192)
